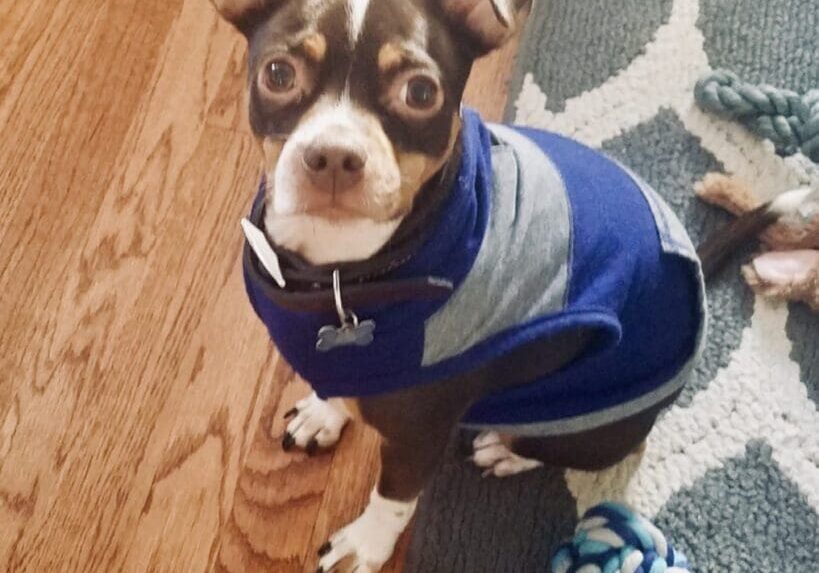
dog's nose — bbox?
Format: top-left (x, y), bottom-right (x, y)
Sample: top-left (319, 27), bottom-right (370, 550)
top-left (302, 143), bottom-right (367, 190)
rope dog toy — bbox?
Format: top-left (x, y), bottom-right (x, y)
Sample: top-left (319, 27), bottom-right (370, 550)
top-left (551, 502), bottom-right (690, 573)
top-left (695, 69), bottom-right (819, 162)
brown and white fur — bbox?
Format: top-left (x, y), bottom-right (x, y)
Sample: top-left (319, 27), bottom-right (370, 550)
top-left (210, 1), bottom-right (815, 570)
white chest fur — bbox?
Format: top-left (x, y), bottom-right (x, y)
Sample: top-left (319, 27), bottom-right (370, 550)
top-left (264, 212), bottom-right (402, 265)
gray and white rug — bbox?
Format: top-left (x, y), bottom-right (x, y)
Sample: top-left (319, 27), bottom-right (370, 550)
top-left (406, 1), bottom-right (818, 570)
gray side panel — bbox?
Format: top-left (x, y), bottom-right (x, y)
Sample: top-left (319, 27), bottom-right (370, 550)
top-left (422, 125), bottom-right (572, 366)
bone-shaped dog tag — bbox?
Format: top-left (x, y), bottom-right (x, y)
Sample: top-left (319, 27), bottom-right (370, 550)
top-left (241, 218), bottom-right (286, 288)
top-left (315, 269), bottom-right (376, 351)
top-left (316, 320), bottom-right (376, 352)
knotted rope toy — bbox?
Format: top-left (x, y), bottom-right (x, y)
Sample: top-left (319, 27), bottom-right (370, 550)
top-left (695, 69), bottom-right (819, 162)
top-left (694, 70), bottom-right (819, 310)
top-left (551, 502), bottom-right (690, 573)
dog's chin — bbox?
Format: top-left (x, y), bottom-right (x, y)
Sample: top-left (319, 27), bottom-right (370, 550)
top-left (264, 211), bottom-right (404, 265)
top-left (301, 204), bottom-right (376, 222)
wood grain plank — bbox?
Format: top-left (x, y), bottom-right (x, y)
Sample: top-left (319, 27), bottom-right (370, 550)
top-left (1, 2), bottom-right (186, 568)
top-left (0, 1), bottom-right (180, 245)
top-left (0, 1), bottom-right (270, 571)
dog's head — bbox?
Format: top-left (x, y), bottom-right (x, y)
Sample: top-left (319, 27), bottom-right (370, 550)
top-left (214, 0), bottom-right (521, 264)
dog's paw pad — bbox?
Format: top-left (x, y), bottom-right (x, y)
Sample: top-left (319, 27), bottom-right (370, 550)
top-left (278, 393), bottom-right (350, 452)
top-left (471, 431), bottom-right (543, 478)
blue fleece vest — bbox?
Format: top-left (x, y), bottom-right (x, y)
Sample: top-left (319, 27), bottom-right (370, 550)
top-left (243, 110), bottom-right (706, 436)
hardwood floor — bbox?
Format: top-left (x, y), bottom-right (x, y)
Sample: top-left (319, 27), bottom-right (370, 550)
top-left (0, 3), bottom-right (521, 572)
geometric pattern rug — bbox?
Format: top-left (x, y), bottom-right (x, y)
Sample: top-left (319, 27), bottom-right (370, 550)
top-left (405, 1), bottom-right (818, 570)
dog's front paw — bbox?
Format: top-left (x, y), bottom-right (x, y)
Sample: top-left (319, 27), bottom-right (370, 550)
top-left (471, 431), bottom-right (543, 477)
top-left (317, 489), bottom-right (417, 573)
top-left (280, 392), bottom-right (350, 454)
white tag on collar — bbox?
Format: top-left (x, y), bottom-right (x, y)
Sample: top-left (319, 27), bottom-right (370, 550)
top-left (241, 218), bottom-right (286, 288)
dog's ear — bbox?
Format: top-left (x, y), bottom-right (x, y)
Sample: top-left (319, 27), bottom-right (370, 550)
top-left (438, 0), bottom-right (526, 54)
top-left (210, 0), bottom-right (279, 34)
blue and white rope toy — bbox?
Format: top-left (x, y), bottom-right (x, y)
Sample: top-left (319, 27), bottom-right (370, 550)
top-left (694, 69), bottom-right (819, 162)
top-left (551, 502), bottom-right (690, 573)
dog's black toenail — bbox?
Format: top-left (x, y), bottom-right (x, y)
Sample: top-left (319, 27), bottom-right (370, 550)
top-left (282, 433), bottom-right (295, 451)
top-left (457, 428), bottom-right (479, 456)
top-left (284, 407), bottom-right (298, 419)
top-left (317, 541), bottom-right (332, 556)
top-left (306, 439), bottom-right (318, 456)
top-left (316, 568), bottom-right (324, 573)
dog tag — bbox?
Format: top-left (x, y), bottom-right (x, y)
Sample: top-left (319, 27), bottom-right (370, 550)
top-left (241, 218), bottom-right (286, 288)
top-left (315, 269), bottom-right (376, 351)
top-left (316, 320), bottom-right (376, 352)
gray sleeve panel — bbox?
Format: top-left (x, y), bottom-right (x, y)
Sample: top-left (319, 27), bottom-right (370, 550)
top-left (421, 124), bottom-right (573, 366)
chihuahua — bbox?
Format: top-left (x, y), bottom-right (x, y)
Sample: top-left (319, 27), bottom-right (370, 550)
top-left (211, 1), bottom-right (814, 571)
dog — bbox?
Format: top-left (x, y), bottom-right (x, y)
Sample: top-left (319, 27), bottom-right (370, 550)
top-left (210, 1), bottom-right (814, 571)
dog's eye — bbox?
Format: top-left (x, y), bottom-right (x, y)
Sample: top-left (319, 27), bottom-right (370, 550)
top-left (257, 56), bottom-right (311, 105)
top-left (405, 76), bottom-right (438, 110)
top-left (387, 72), bottom-right (443, 120)
top-left (264, 60), bottom-right (296, 93)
